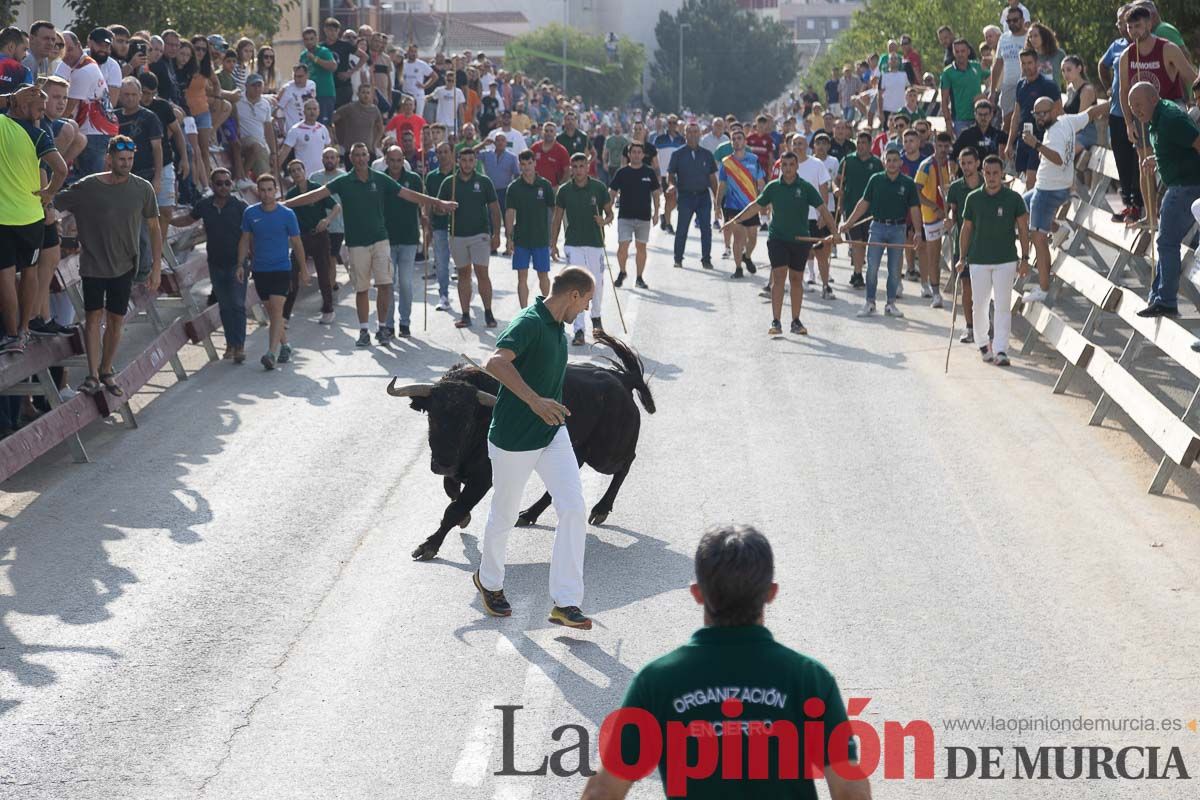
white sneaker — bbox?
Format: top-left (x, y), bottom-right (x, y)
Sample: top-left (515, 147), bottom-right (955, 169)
top-left (930, 292), bottom-right (944, 309)
top-left (895, 281), bottom-right (904, 298)
top-left (319, 311), bottom-right (335, 325)
top-left (884, 302), bottom-right (904, 317)
top-left (435, 296), bottom-right (451, 311)
top-left (857, 301), bottom-right (876, 317)
top-left (1023, 287), bottom-right (1049, 304)
top-left (920, 282), bottom-right (933, 298)
top-left (805, 265), bottom-right (817, 285)
top-left (722, 248), bottom-right (731, 259)
top-left (980, 345), bottom-right (994, 363)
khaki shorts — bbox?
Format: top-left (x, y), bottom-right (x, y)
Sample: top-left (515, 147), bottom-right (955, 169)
top-left (450, 233), bottom-right (491, 268)
top-left (348, 240), bottom-right (392, 292)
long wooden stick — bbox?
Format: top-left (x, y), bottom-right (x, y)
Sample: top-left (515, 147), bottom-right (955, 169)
top-left (797, 234), bottom-right (913, 249)
top-left (945, 267), bottom-right (961, 374)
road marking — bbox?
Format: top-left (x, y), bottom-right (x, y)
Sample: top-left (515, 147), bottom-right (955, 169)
top-left (451, 696), bottom-right (497, 787)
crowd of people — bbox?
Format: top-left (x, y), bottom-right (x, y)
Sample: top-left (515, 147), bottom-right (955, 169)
top-left (0, 0), bottom-right (1198, 428)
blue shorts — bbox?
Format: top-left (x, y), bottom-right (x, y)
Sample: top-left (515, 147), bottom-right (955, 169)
top-left (1023, 187), bottom-right (1069, 233)
top-left (193, 111), bottom-right (213, 130)
top-left (512, 246), bottom-right (550, 273)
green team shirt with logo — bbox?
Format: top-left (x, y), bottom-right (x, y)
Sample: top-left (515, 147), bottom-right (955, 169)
top-left (619, 626), bottom-right (854, 800)
top-left (426, 168), bottom-right (449, 230)
top-left (488, 296), bottom-right (567, 451)
top-left (383, 168), bottom-right (425, 246)
top-left (438, 172), bottom-right (497, 237)
top-left (962, 185), bottom-right (1027, 264)
top-left (859, 171), bottom-right (919, 222)
top-left (755, 176), bottom-right (823, 242)
top-left (555, 177), bottom-right (610, 248)
top-left (945, 176), bottom-right (982, 261)
top-left (505, 175), bottom-right (555, 248)
top-left (323, 169), bottom-right (398, 247)
top-left (839, 154), bottom-right (884, 215)
top-left (556, 129), bottom-right (590, 155)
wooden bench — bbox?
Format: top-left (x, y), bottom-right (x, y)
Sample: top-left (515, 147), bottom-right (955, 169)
top-left (0, 329), bottom-right (91, 474)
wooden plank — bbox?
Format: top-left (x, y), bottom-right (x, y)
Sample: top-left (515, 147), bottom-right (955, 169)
top-left (50, 253), bottom-right (82, 292)
top-left (184, 302), bottom-right (222, 343)
top-left (1086, 146), bottom-right (1121, 183)
top-left (96, 318), bottom-right (190, 416)
top-left (159, 252), bottom-right (210, 296)
top-left (1018, 293), bottom-right (1096, 368)
top-left (1110, 285), bottom-right (1200, 380)
top-left (0, 329), bottom-right (85, 392)
top-left (1069, 197), bottom-right (1147, 255)
top-left (1055, 254), bottom-right (1122, 311)
top-left (0, 391), bottom-right (104, 483)
top-left (1084, 347), bottom-right (1200, 468)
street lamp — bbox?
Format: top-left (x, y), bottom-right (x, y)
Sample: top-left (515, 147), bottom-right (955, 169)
top-left (678, 22), bottom-right (690, 113)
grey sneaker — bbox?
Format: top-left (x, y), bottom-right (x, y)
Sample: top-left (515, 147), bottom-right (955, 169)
top-left (857, 302), bottom-right (876, 317)
top-left (884, 302), bottom-right (904, 318)
top-left (277, 343), bottom-right (293, 363)
top-left (261, 352), bottom-right (276, 370)
top-left (994, 351), bottom-right (1011, 367)
top-left (356, 329), bottom-right (371, 347)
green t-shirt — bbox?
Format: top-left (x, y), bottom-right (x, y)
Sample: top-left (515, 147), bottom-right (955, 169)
top-left (839, 153), bottom-right (884, 215)
top-left (619, 626), bottom-right (853, 800)
top-left (426, 168), bottom-right (449, 230)
top-left (1150, 99), bottom-right (1200, 187)
top-left (217, 68), bottom-right (234, 92)
top-left (453, 140), bottom-right (487, 175)
top-left (603, 134), bottom-right (629, 170)
top-left (713, 141), bottom-right (733, 161)
top-left (860, 171), bottom-right (919, 222)
top-left (323, 168), bottom-right (398, 247)
top-left (755, 175), bottom-right (823, 242)
top-left (962, 185), bottom-right (1027, 264)
top-left (556, 128), bottom-right (589, 156)
top-left (940, 61), bottom-right (987, 122)
top-left (300, 45), bottom-right (336, 98)
top-left (285, 183), bottom-right (336, 233)
top-left (1154, 21), bottom-right (1185, 48)
top-left (438, 172), bottom-right (497, 237)
top-left (554, 177), bottom-right (610, 247)
top-left (505, 175), bottom-right (555, 248)
top-left (945, 175), bottom-right (982, 261)
top-left (488, 297), bottom-right (568, 451)
top-left (383, 168), bottom-right (425, 246)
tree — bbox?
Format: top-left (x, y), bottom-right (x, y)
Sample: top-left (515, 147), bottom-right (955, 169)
top-left (64, 0), bottom-right (296, 41)
top-left (0, 0), bottom-right (20, 27)
top-left (649, 0), bottom-right (798, 117)
top-left (504, 25), bottom-right (645, 109)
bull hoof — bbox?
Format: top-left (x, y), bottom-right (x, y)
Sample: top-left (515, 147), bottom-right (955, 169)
top-left (515, 514), bottom-right (535, 528)
top-left (411, 543), bottom-right (439, 561)
top-left (458, 512), bottom-right (471, 529)
top-left (588, 511), bottom-right (609, 526)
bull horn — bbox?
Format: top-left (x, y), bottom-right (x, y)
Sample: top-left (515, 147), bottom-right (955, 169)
top-left (476, 390), bottom-right (497, 407)
top-left (387, 378), bottom-right (433, 398)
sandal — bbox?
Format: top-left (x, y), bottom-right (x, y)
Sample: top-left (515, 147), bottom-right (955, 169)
top-left (79, 376), bottom-right (101, 396)
top-left (98, 372), bottom-right (124, 397)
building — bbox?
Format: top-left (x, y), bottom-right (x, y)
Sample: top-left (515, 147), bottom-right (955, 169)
top-left (389, 11), bottom-right (531, 56)
top-left (747, 0), bottom-right (863, 72)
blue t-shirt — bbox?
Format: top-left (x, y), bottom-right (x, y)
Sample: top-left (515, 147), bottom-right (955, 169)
top-left (241, 203), bottom-right (300, 272)
top-left (1101, 38), bottom-right (1129, 119)
top-left (0, 56), bottom-right (33, 96)
top-left (1015, 74), bottom-right (1061, 126)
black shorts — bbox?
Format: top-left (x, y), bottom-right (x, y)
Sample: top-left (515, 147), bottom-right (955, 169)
top-left (254, 269), bottom-right (291, 299)
top-left (843, 218), bottom-right (870, 243)
top-left (809, 220), bottom-right (829, 251)
top-left (0, 220), bottom-right (44, 271)
top-left (42, 220), bottom-right (60, 249)
top-left (724, 207), bottom-right (759, 227)
top-left (82, 269), bottom-right (135, 314)
top-left (660, 176), bottom-right (670, 193)
top-left (766, 239), bottom-right (812, 271)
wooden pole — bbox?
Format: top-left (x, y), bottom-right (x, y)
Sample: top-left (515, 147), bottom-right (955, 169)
top-left (945, 268), bottom-right (961, 374)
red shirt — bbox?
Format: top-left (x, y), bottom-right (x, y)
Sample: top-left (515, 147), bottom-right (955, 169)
top-left (531, 139), bottom-right (571, 186)
top-left (745, 133), bottom-right (775, 172)
top-left (385, 113), bottom-right (426, 140)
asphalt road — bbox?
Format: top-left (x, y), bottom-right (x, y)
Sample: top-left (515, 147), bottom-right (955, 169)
top-left (2, 223), bottom-right (1200, 799)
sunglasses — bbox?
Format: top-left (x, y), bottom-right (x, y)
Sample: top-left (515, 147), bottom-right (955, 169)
top-left (262, 54), bottom-right (275, 59)
top-left (111, 141), bottom-right (136, 152)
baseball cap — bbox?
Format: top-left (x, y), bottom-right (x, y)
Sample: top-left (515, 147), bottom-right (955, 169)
top-left (88, 27), bottom-right (113, 44)
top-left (207, 34), bottom-right (228, 52)
top-left (246, 73), bottom-right (264, 85)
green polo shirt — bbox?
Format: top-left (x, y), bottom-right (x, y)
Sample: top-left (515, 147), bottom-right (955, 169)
top-left (755, 175), bottom-right (823, 242)
top-left (426, 168), bottom-right (449, 230)
top-left (555, 177), bottom-right (610, 247)
top-left (300, 44), bottom-right (336, 98)
top-left (453, 140), bottom-right (487, 175)
top-left (285, 183), bottom-right (336, 234)
top-left (945, 175), bottom-right (982, 261)
top-left (323, 169), bottom-right (397, 247)
top-left (619, 625), bottom-right (853, 800)
top-left (438, 172), bottom-right (497, 237)
top-left (713, 141), bottom-right (733, 161)
top-left (505, 175), bottom-right (555, 248)
top-left (859, 171), bottom-right (919, 222)
top-left (488, 297), bottom-right (568, 451)
top-left (383, 168), bottom-right (425, 246)
top-left (839, 153), bottom-right (884, 215)
top-left (939, 61), bottom-right (987, 121)
top-left (1149, 99), bottom-right (1200, 187)
top-left (962, 185), bottom-right (1026, 264)
top-left (556, 128), bottom-right (589, 155)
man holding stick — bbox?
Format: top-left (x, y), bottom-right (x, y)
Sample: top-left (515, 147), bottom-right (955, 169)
top-left (504, 149), bottom-right (555, 308)
top-left (439, 147), bottom-right (502, 329)
top-left (956, 154), bottom-right (1030, 367)
top-left (723, 151), bottom-right (839, 336)
top-left (551, 153), bottom-right (613, 345)
top-left (946, 147), bottom-right (983, 343)
top-left (838, 131), bottom-right (883, 289)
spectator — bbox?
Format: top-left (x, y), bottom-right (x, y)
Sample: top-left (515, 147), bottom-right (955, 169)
top-left (238, 174), bottom-right (305, 369)
top-left (938, 25), bottom-right (976, 66)
top-left (255, 45), bottom-right (277, 93)
top-left (398, 44), bottom-right (434, 117)
top-left (0, 27), bottom-right (33, 107)
top-left (150, 29), bottom-right (182, 104)
top-left (837, 64), bottom-right (862, 122)
top-left (322, 18), bottom-right (354, 109)
top-left (899, 34), bottom-right (922, 76)
top-left (23, 20), bottom-right (56, 78)
top-left (332, 83), bottom-right (384, 168)
top-left (1061, 56), bottom-right (1099, 156)
top-left (54, 135), bottom-right (161, 394)
top-left (989, 8), bottom-right (1028, 118)
top-left (487, 109), bottom-right (528, 153)
top-left (941, 39), bottom-right (987, 136)
top-left (231, 37), bottom-right (254, 92)
top-left (1026, 22), bottom-right (1066, 84)
top-left (1100, 4), bottom-right (1142, 222)
top-left (56, 31), bottom-right (119, 176)
top-left (236, 73), bottom-right (276, 187)
top-left (174, 167), bottom-right (249, 361)
top-left (299, 26), bottom-right (336, 125)
top-left (138, 72), bottom-right (188, 248)
top-left (308, 146), bottom-right (347, 272)
top-left (531, 121), bottom-right (570, 187)
top-left (428, 70), bottom-right (464, 131)
top-left (276, 62), bottom-right (317, 133)
top-left (1004, 49), bottom-right (1061, 191)
top-left (278, 98), bottom-right (332, 177)
top-left (876, 54), bottom-right (910, 129)
top-left (478, 83), bottom-right (501, 136)
top-left (83, 28), bottom-right (120, 106)
top-left (384, 93), bottom-right (426, 143)
top-left (480, 134), bottom-right (519, 244)
top-left (952, 99), bottom-right (1006, 161)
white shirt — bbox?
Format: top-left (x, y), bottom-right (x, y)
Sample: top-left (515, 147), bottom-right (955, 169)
top-left (237, 97), bottom-right (273, 147)
top-left (432, 86), bottom-right (465, 128)
top-left (487, 126), bottom-right (527, 153)
top-left (820, 155), bottom-right (839, 211)
top-left (370, 156), bottom-right (413, 172)
top-left (997, 31), bottom-right (1028, 90)
top-left (794, 157), bottom-right (831, 220)
top-left (1036, 112), bottom-right (1089, 191)
top-left (699, 132), bottom-right (728, 153)
top-left (480, 72), bottom-right (496, 97)
top-left (879, 71), bottom-right (909, 113)
top-left (86, 52), bottom-right (122, 102)
top-left (56, 58), bottom-right (111, 135)
top-left (401, 58), bottom-right (433, 99)
top-left (276, 79), bottom-right (317, 131)
top-left (284, 121), bottom-right (332, 175)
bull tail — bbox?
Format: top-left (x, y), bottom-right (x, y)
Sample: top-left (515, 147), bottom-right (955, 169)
top-left (593, 332), bottom-right (656, 415)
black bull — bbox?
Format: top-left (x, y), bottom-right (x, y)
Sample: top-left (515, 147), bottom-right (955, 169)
top-left (388, 333), bottom-right (656, 561)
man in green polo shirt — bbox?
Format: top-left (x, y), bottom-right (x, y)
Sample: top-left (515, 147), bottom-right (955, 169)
top-left (552, 153), bottom-right (613, 345)
top-left (475, 267), bottom-right (596, 630)
top-left (724, 151), bottom-right (839, 337)
top-left (838, 131), bottom-right (884, 288)
top-left (299, 26), bottom-right (337, 125)
top-left (580, 525), bottom-right (870, 800)
top-left (286, 142), bottom-right (454, 346)
top-left (504, 149), bottom-right (556, 308)
top-left (380, 145), bottom-right (426, 339)
top-left (1128, 80), bottom-right (1200, 318)
top-left (940, 40), bottom-right (987, 137)
top-left (438, 147), bottom-right (502, 329)
top-left (841, 147), bottom-right (922, 318)
top-left (956, 154), bottom-right (1030, 367)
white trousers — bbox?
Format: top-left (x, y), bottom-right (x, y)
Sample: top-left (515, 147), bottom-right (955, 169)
top-left (566, 246), bottom-right (606, 333)
top-left (412, 91), bottom-right (426, 116)
top-left (969, 261), bottom-right (1017, 355)
top-left (479, 427), bottom-right (587, 607)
